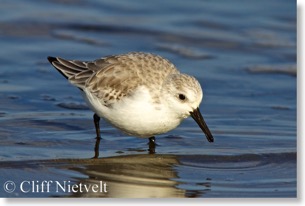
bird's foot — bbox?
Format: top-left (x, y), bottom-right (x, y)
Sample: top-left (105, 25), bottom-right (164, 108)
top-left (148, 136), bottom-right (157, 154)
top-left (92, 136), bottom-right (101, 159)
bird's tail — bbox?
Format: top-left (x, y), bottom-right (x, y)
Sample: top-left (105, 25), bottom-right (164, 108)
top-left (47, 56), bottom-right (94, 90)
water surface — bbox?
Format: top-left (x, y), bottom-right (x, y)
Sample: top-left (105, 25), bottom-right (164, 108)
top-left (0, 0), bottom-right (296, 198)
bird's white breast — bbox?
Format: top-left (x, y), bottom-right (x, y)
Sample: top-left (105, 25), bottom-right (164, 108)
top-left (82, 86), bottom-right (182, 138)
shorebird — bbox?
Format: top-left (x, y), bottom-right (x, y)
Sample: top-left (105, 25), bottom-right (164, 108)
top-left (48, 52), bottom-right (213, 157)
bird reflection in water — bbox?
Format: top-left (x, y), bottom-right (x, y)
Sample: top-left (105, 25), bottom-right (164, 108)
top-left (68, 154), bottom-right (184, 197)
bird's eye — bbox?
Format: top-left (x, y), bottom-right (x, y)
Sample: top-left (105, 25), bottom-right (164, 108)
top-left (178, 94), bottom-right (186, 101)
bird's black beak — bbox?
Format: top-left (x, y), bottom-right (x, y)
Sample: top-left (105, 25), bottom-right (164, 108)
top-left (190, 107), bottom-right (214, 143)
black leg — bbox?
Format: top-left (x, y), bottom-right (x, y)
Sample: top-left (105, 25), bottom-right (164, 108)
top-left (93, 113), bottom-right (101, 139)
top-left (93, 136), bottom-right (101, 159)
top-left (93, 113), bottom-right (101, 159)
top-left (148, 136), bottom-right (156, 154)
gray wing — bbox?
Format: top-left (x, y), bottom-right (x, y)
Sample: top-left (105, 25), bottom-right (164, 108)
top-left (48, 52), bottom-right (178, 106)
top-left (47, 56), bottom-right (104, 90)
top-left (47, 55), bottom-right (141, 106)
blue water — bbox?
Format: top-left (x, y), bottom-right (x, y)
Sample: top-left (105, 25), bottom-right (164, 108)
top-left (0, 0), bottom-right (296, 197)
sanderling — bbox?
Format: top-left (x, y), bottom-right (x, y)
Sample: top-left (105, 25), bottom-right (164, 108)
top-left (48, 52), bottom-right (213, 156)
